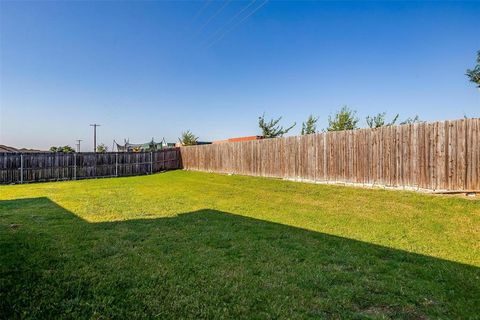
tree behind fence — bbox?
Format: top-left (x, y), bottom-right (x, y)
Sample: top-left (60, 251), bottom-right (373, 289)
top-left (0, 148), bottom-right (181, 184)
top-left (181, 119), bottom-right (480, 191)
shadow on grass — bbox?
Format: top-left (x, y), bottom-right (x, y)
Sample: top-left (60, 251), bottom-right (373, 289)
top-left (0, 197), bottom-right (479, 319)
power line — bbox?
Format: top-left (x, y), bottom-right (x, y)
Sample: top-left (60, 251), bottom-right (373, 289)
top-left (192, 0), bottom-right (212, 24)
top-left (196, 0), bottom-right (231, 34)
top-left (207, 0), bottom-right (268, 47)
top-left (206, 0), bottom-right (257, 44)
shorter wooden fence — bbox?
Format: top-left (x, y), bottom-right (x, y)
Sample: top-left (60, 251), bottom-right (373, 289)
top-left (0, 148), bottom-right (181, 184)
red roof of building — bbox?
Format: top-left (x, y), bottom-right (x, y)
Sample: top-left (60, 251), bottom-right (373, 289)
top-left (213, 136), bottom-right (263, 144)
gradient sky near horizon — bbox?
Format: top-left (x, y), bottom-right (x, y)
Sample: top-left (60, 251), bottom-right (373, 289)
top-left (1, 1), bottom-right (479, 151)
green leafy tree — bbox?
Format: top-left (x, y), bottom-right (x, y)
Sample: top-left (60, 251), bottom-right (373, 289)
top-left (50, 145), bottom-right (75, 153)
top-left (301, 115), bottom-right (318, 135)
top-left (61, 145), bottom-right (76, 153)
top-left (366, 112), bottom-right (399, 128)
top-left (179, 130), bottom-right (198, 146)
top-left (327, 106), bottom-right (359, 131)
top-left (258, 113), bottom-right (296, 138)
top-left (400, 115), bottom-right (421, 125)
top-left (466, 50), bottom-right (480, 88)
top-left (96, 143), bottom-right (108, 153)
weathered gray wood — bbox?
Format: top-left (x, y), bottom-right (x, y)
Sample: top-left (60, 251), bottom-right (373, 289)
top-left (0, 148), bottom-right (181, 184)
top-left (180, 119), bottom-right (480, 192)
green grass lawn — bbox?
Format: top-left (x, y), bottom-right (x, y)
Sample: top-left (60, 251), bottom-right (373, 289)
top-left (1, 170), bottom-right (479, 319)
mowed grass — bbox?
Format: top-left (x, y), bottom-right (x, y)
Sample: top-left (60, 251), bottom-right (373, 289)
top-left (1, 170), bottom-right (479, 319)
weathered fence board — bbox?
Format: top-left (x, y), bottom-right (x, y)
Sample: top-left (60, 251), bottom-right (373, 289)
top-left (0, 148), bottom-right (181, 184)
top-left (181, 119), bottom-right (480, 191)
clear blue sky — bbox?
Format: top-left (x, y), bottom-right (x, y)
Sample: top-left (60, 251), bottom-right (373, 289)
top-left (1, 1), bottom-right (479, 151)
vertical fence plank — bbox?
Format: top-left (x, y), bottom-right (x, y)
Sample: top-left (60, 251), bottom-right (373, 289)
top-left (20, 154), bottom-right (24, 184)
top-left (74, 153), bottom-right (77, 180)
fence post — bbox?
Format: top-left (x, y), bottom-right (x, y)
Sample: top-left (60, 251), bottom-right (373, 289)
top-left (94, 152), bottom-right (97, 178)
top-left (177, 148), bottom-right (181, 169)
top-left (115, 152), bottom-right (118, 177)
top-left (20, 153), bottom-right (24, 184)
top-left (73, 153), bottom-right (77, 180)
top-left (150, 151), bottom-right (153, 174)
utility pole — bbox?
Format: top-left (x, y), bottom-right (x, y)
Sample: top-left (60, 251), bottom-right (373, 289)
top-left (75, 139), bottom-right (82, 153)
top-left (90, 124), bottom-right (100, 152)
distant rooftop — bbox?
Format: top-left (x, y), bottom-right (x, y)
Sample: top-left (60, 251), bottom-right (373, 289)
top-left (0, 145), bottom-right (44, 153)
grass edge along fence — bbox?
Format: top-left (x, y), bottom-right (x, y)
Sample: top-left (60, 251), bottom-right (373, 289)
top-left (181, 118), bottom-right (480, 192)
top-left (0, 148), bottom-right (181, 184)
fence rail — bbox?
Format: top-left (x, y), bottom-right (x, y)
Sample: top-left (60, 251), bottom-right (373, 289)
top-left (181, 119), bottom-right (480, 191)
top-left (0, 148), bottom-right (181, 184)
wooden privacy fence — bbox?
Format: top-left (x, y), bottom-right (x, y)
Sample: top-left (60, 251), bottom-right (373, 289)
top-left (181, 119), bottom-right (480, 192)
top-left (0, 148), bottom-right (181, 184)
